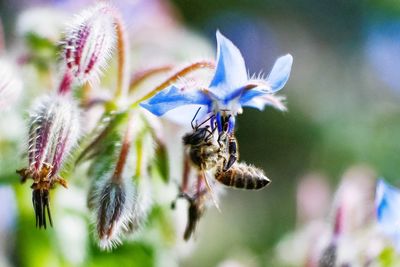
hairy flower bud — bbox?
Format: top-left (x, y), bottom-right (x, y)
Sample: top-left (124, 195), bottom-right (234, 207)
top-left (92, 175), bottom-right (135, 250)
top-left (63, 3), bottom-right (116, 83)
top-left (0, 59), bottom-right (22, 110)
top-left (17, 94), bottom-right (80, 228)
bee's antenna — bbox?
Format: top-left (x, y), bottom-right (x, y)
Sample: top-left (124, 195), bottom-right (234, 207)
top-left (197, 114), bottom-right (215, 130)
top-left (191, 107), bottom-right (202, 129)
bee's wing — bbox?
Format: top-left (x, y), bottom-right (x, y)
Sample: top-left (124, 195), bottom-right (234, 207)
top-left (201, 170), bottom-right (221, 212)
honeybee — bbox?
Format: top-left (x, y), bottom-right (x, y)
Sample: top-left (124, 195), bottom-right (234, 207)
top-left (183, 109), bottom-right (270, 191)
top-left (176, 110), bottom-right (271, 241)
top-left (17, 163), bottom-right (67, 229)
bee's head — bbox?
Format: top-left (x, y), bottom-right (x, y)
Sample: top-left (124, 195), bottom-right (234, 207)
top-left (183, 126), bottom-right (209, 145)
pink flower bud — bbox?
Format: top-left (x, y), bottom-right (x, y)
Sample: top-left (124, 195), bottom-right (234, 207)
top-left (17, 94), bottom-right (80, 228)
top-left (63, 3), bottom-right (116, 83)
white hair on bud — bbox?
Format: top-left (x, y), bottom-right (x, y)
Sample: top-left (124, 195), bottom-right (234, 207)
top-left (91, 172), bottom-right (136, 250)
top-left (63, 2), bottom-right (116, 84)
top-left (28, 94), bottom-right (80, 173)
top-left (126, 178), bottom-right (153, 236)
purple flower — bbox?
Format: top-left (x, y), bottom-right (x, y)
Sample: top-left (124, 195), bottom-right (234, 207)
top-left (140, 31), bottom-right (292, 132)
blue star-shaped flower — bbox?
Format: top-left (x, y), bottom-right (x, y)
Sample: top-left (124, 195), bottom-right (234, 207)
top-left (376, 178), bottom-right (400, 251)
top-left (140, 31), bottom-right (293, 132)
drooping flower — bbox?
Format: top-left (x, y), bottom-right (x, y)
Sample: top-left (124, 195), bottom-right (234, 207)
top-left (375, 178), bottom-right (400, 251)
top-left (17, 94), bottom-right (80, 228)
top-left (63, 2), bottom-right (116, 83)
top-left (140, 31), bottom-right (293, 132)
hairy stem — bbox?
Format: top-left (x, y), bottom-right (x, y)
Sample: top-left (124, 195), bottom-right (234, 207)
top-left (129, 65), bottom-right (174, 93)
top-left (112, 115), bottom-right (133, 183)
top-left (130, 60), bottom-right (215, 108)
top-left (111, 10), bottom-right (130, 101)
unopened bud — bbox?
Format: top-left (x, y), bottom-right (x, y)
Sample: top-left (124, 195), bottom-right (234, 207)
top-left (27, 95), bottom-right (80, 175)
top-left (93, 175), bottom-right (135, 250)
top-left (17, 94), bottom-right (80, 228)
top-left (63, 3), bottom-right (116, 83)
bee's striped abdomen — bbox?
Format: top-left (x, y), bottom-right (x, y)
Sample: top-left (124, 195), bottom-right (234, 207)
top-left (215, 162), bottom-right (270, 190)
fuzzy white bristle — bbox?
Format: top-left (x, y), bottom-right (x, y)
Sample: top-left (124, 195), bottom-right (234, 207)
top-left (92, 173), bottom-right (136, 250)
top-left (27, 94), bottom-right (80, 174)
top-left (63, 2), bottom-right (116, 84)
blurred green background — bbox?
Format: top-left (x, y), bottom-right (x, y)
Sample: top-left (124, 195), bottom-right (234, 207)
top-left (170, 1), bottom-right (400, 266)
top-left (1, 0), bottom-right (400, 266)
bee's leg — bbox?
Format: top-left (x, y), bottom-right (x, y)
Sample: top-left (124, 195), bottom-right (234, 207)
top-left (223, 136), bottom-right (238, 171)
top-left (171, 153), bottom-right (191, 210)
top-left (181, 149), bottom-right (191, 193)
top-left (171, 191), bottom-right (193, 209)
top-left (205, 124), bottom-right (217, 141)
top-left (223, 155), bottom-right (237, 171)
top-left (182, 177), bottom-right (209, 241)
top-left (184, 195), bottom-right (204, 241)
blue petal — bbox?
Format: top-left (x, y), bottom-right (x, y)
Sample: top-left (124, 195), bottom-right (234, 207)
top-left (208, 31), bottom-right (248, 100)
top-left (241, 93), bottom-right (286, 111)
top-left (241, 97), bottom-right (268, 110)
top-left (239, 88), bottom-right (266, 105)
top-left (266, 54), bottom-right (293, 92)
top-left (376, 178), bottom-right (400, 251)
top-left (140, 85), bottom-right (211, 116)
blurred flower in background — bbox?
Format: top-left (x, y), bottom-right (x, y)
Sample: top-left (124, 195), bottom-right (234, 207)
top-left (0, 186), bottom-right (17, 267)
top-left (376, 179), bottom-right (400, 252)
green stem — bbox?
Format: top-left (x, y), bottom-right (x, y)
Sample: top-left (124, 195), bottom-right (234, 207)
top-left (112, 114), bottom-right (133, 183)
top-left (135, 134), bottom-right (143, 178)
